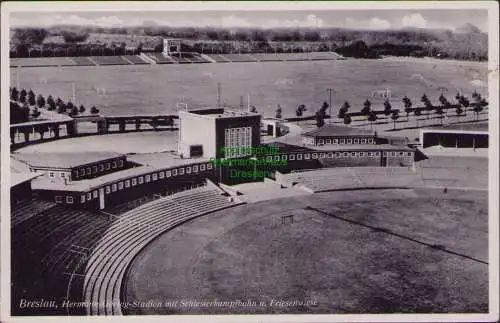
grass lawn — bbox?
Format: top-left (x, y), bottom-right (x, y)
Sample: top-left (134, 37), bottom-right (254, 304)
top-left (11, 58), bottom-right (487, 118)
top-left (123, 188), bottom-right (487, 314)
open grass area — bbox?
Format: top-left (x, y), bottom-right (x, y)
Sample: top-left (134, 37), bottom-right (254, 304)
top-left (10, 58), bottom-right (487, 118)
top-left (124, 188), bottom-right (487, 314)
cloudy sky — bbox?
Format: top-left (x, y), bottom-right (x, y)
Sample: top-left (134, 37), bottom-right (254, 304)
top-left (10, 10), bottom-right (488, 32)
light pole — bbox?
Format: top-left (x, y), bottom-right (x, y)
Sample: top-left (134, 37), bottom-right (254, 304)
top-left (327, 88), bottom-right (334, 123)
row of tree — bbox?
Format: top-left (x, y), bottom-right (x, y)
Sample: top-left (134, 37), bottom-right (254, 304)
top-left (9, 87), bottom-right (100, 123)
top-left (10, 25), bottom-right (487, 61)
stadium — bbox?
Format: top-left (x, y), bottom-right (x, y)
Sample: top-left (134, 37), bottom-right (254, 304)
top-left (9, 35), bottom-right (490, 316)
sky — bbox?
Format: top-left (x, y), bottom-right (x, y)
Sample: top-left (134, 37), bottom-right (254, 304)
top-left (10, 10), bottom-right (488, 32)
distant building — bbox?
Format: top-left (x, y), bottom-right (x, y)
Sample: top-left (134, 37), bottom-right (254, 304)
top-left (420, 123), bottom-right (488, 150)
top-left (301, 124), bottom-right (377, 146)
top-left (178, 108), bottom-right (261, 159)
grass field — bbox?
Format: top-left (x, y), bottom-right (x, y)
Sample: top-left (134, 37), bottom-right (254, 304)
top-left (10, 57), bottom-right (488, 118)
top-left (123, 188), bottom-right (488, 314)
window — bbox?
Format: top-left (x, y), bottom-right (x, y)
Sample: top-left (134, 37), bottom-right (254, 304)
top-left (106, 163), bottom-right (111, 170)
top-left (105, 186), bottom-right (111, 194)
top-left (99, 164), bottom-right (104, 172)
top-left (207, 163), bottom-right (213, 170)
top-left (312, 153), bottom-right (318, 159)
top-left (159, 171), bottom-right (165, 179)
top-left (172, 169), bottom-right (178, 176)
top-left (93, 165), bottom-right (98, 173)
top-left (368, 139), bottom-right (374, 144)
top-left (340, 139), bottom-right (345, 144)
top-left (112, 161), bottom-right (117, 169)
top-left (93, 190), bottom-right (98, 198)
top-left (55, 196), bottom-right (63, 203)
top-left (289, 154), bottom-right (295, 161)
top-left (66, 196), bottom-right (74, 204)
top-left (145, 174), bottom-right (151, 182)
top-left (118, 182), bottom-right (124, 190)
top-left (179, 168), bottom-right (185, 175)
top-left (166, 170), bottom-right (172, 177)
top-left (304, 154), bottom-right (310, 160)
top-left (367, 152), bottom-right (373, 157)
top-left (193, 165), bottom-right (198, 173)
top-left (281, 155), bottom-right (288, 161)
top-left (266, 156), bottom-right (273, 162)
top-left (326, 139), bottom-right (332, 144)
top-left (118, 160), bottom-right (123, 167)
top-left (152, 173), bottom-right (158, 181)
top-left (351, 152), bottom-right (357, 157)
top-left (86, 167), bottom-right (91, 174)
top-left (80, 195), bottom-right (86, 203)
top-left (327, 152), bottom-right (333, 158)
top-left (347, 139), bottom-right (353, 144)
top-left (297, 154), bottom-right (303, 160)
top-left (407, 152), bottom-right (413, 157)
top-left (200, 164), bottom-right (206, 171)
top-left (333, 139), bottom-right (339, 144)
top-left (112, 184), bottom-right (117, 192)
top-left (319, 153), bottom-right (326, 158)
top-left (274, 155), bottom-right (280, 161)
top-left (318, 139), bottom-right (324, 145)
top-left (131, 178), bottom-right (137, 186)
top-left (186, 167), bottom-right (192, 174)
top-left (398, 152), bottom-right (405, 157)
top-left (359, 152), bottom-right (365, 157)
top-left (138, 176), bottom-right (144, 184)
top-left (375, 152), bottom-right (381, 157)
top-left (335, 152), bottom-right (341, 158)
top-left (361, 139), bottom-right (367, 144)
top-left (390, 152), bottom-right (396, 157)
top-left (354, 139), bottom-right (359, 144)
top-left (125, 180), bottom-right (131, 188)
top-left (343, 152), bottom-right (349, 157)
top-left (49, 172), bottom-right (55, 178)
top-left (383, 152), bottom-right (388, 157)
top-left (60, 172), bottom-right (66, 178)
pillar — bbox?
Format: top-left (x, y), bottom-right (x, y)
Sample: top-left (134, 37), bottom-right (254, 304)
top-left (135, 119), bottom-right (141, 130)
top-left (53, 126), bottom-right (60, 138)
top-left (119, 120), bottom-right (126, 132)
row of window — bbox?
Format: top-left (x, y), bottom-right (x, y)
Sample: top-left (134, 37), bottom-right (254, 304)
top-left (225, 127), bottom-right (252, 158)
top-left (74, 159), bottom-right (124, 178)
top-left (264, 151), bottom-right (413, 162)
top-left (317, 137), bottom-right (375, 145)
top-left (55, 162), bottom-right (214, 204)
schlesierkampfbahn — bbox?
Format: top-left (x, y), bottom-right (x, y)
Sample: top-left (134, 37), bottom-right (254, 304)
top-left (8, 14), bottom-right (491, 317)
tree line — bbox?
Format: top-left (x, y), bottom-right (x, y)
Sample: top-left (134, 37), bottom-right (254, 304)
top-left (10, 25), bottom-right (487, 61)
top-left (10, 86), bottom-right (99, 124)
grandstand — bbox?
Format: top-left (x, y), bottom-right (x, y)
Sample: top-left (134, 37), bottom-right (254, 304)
top-left (121, 55), bottom-right (150, 65)
top-left (10, 57), bottom-right (76, 67)
top-left (11, 204), bottom-right (109, 315)
top-left (82, 184), bottom-right (243, 315)
top-left (143, 52), bottom-right (176, 64)
top-left (89, 56), bottom-right (132, 66)
top-left (69, 57), bottom-right (96, 66)
top-left (221, 54), bottom-right (258, 62)
top-left (11, 198), bottom-right (57, 227)
top-left (277, 167), bottom-right (423, 192)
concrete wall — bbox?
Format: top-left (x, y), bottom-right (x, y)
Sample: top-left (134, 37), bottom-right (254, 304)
top-left (178, 112), bottom-right (216, 158)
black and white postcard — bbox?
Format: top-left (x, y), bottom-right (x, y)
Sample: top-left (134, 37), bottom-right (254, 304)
top-left (1, 1), bottom-right (498, 322)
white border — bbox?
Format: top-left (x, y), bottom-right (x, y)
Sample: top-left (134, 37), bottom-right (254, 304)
top-left (1, 1), bottom-right (499, 323)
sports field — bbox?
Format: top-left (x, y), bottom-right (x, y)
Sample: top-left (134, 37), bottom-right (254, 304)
top-left (123, 188), bottom-right (488, 314)
top-left (10, 57), bottom-right (487, 118)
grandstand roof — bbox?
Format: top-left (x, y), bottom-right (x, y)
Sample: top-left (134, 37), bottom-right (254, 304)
top-left (182, 108), bottom-right (260, 119)
top-left (13, 152), bottom-right (125, 170)
top-left (302, 124), bottom-right (375, 137)
top-left (11, 172), bottom-right (43, 188)
top-left (269, 136), bottom-right (414, 152)
top-left (423, 122), bottom-right (488, 133)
